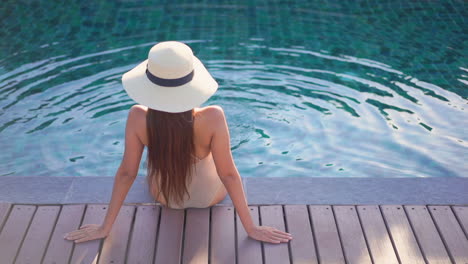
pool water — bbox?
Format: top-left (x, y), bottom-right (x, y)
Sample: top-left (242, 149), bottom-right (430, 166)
top-left (0, 1), bottom-right (466, 177)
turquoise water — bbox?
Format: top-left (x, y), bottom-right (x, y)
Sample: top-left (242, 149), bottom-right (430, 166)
top-left (0, 1), bottom-right (466, 177)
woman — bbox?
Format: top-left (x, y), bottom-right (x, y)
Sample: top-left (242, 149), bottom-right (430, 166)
top-left (64, 41), bottom-right (292, 245)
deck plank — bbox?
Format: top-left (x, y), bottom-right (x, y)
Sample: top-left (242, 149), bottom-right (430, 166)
top-left (309, 205), bottom-right (345, 264)
top-left (0, 202), bottom-right (12, 230)
top-left (452, 206), bottom-right (468, 238)
top-left (260, 205), bottom-right (290, 264)
top-left (333, 205), bottom-right (372, 264)
top-left (0, 202), bottom-right (461, 263)
top-left (69, 204), bottom-right (109, 264)
top-left (15, 205), bottom-right (61, 264)
top-left (154, 207), bottom-right (185, 264)
top-left (428, 205), bottom-right (468, 264)
top-left (126, 205), bottom-right (160, 264)
top-left (183, 208), bottom-right (210, 264)
top-left (284, 205), bottom-right (317, 264)
top-left (210, 206), bottom-right (236, 264)
top-left (98, 205), bottom-right (135, 264)
top-left (42, 205), bottom-right (86, 264)
top-left (381, 205), bottom-right (425, 264)
top-left (404, 205), bottom-right (451, 264)
top-left (237, 206), bottom-right (262, 264)
top-left (0, 205), bottom-right (36, 264)
top-left (357, 205), bottom-right (399, 264)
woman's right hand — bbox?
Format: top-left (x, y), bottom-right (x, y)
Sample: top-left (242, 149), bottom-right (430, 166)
top-left (247, 225), bottom-right (293, 244)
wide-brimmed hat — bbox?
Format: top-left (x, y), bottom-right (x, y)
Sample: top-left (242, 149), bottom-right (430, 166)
top-left (122, 41), bottom-right (218, 113)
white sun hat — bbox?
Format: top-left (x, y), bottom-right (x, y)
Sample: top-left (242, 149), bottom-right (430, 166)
top-left (122, 41), bottom-right (218, 113)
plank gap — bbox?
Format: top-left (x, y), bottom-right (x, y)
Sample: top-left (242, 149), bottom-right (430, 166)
top-left (0, 203), bottom-right (13, 234)
top-left (152, 205), bottom-right (163, 264)
top-left (208, 207), bottom-right (212, 264)
top-left (234, 207), bottom-right (238, 264)
top-left (40, 205), bottom-right (64, 264)
top-left (402, 205), bottom-right (428, 264)
top-left (354, 205), bottom-right (375, 264)
top-left (282, 205), bottom-right (293, 264)
top-left (331, 205), bottom-right (347, 262)
top-left (123, 204), bottom-right (138, 264)
top-left (427, 206), bottom-right (456, 264)
top-left (377, 205), bottom-right (402, 264)
top-left (306, 205), bottom-right (320, 264)
top-left (236, 205), bottom-right (262, 264)
top-left (13, 205), bottom-right (38, 264)
top-left (428, 205), bottom-right (468, 263)
top-left (95, 205), bottom-right (107, 264)
top-left (258, 206), bottom-right (265, 264)
top-left (179, 209), bottom-right (188, 264)
top-left (357, 205), bottom-right (399, 264)
top-left (450, 205), bottom-right (468, 240)
top-left (68, 203), bottom-right (89, 264)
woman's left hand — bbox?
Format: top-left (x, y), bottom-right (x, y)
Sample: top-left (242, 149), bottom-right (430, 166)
top-left (64, 224), bottom-right (109, 243)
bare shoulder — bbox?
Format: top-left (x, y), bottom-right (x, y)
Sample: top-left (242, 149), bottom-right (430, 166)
top-left (129, 104), bottom-right (147, 114)
top-left (196, 105), bottom-right (226, 122)
top-left (195, 105), bottom-right (227, 144)
top-left (127, 104), bottom-right (147, 128)
top-left (129, 104), bottom-right (147, 118)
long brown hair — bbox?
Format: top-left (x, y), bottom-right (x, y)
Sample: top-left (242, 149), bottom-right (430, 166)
top-left (146, 107), bottom-right (196, 208)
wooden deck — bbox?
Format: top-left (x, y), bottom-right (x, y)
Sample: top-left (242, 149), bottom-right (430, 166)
top-left (0, 203), bottom-right (467, 264)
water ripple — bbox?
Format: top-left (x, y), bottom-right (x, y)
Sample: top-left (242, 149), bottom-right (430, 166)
top-left (0, 0), bottom-right (466, 178)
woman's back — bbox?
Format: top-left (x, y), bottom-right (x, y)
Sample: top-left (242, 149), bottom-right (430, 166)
top-left (132, 104), bottom-right (228, 208)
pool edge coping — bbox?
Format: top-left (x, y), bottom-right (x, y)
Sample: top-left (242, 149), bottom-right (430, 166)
top-left (0, 176), bottom-right (467, 205)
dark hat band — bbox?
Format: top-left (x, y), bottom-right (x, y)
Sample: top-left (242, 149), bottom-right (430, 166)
top-left (145, 64), bottom-right (194, 87)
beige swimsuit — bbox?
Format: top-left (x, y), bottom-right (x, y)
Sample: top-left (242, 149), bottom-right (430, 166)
top-left (149, 152), bottom-right (225, 209)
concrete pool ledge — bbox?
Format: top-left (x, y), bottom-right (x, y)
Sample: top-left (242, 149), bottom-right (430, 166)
top-left (0, 176), bottom-right (467, 205)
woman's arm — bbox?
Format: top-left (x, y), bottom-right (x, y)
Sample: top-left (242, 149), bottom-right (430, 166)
top-left (210, 106), bottom-right (292, 244)
top-left (65, 106), bottom-right (144, 243)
